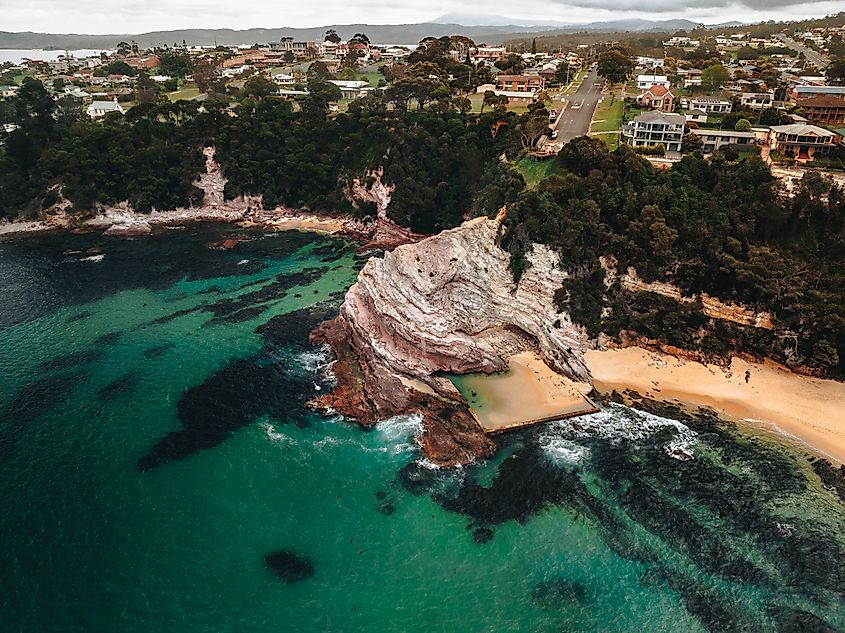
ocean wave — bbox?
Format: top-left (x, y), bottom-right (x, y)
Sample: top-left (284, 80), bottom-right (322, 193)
top-left (294, 345), bottom-right (337, 387)
top-left (262, 421), bottom-right (295, 444)
top-left (540, 404), bottom-right (698, 462)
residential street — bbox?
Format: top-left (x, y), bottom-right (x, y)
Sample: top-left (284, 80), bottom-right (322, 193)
top-left (553, 67), bottom-right (605, 143)
top-left (774, 34), bottom-right (829, 68)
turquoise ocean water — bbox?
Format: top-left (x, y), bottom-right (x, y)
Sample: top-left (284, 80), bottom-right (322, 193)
top-left (1, 225), bottom-right (843, 632)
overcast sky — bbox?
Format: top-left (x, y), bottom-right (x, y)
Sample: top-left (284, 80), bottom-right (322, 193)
top-left (3, 0), bottom-right (845, 34)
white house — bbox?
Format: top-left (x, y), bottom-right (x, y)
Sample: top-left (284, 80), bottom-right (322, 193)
top-left (685, 109), bottom-right (708, 124)
top-left (740, 92), bottom-right (774, 110)
top-left (328, 79), bottom-right (369, 99)
top-left (636, 74), bottom-right (670, 90)
top-left (0, 85), bottom-right (20, 98)
top-left (622, 110), bottom-right (686, 153)
top-left (272, 73), bottom-right (296, 86)
top-left (688, 96), bottom-right (733, 114)
top-left (86, 98), bottom-right (125, 118)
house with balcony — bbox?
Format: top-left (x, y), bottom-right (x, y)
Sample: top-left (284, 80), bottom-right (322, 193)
top-left (769, 123), bottom-right (839, 160)
top-left (622, 111), bottom-right (685, 153)
top-left (691, 129), bottom-right (757, 152)
top-left (796, 95), bottom-right (845, 125)
top-left (740, 92), bottom-right (774, 110)
top-left (496, 75), bottom-right (545, 92)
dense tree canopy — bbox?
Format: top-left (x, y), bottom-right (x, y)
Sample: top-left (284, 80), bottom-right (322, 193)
top-left (502, 137), bottom-right (845, 377)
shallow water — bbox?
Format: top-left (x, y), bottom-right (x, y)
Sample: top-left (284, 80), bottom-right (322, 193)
top-left (1, 226), bottom-right (843, 632)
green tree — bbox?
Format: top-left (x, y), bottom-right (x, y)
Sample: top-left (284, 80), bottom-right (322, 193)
top-left (701, 64), bottom-right (729, 93)
top-left (242, 75), bottom-right (278, 99)
top-left (734, 118), bottom-right (752, 132)
top-left (597, 47), bottom-right (634, 86)
top-left (826, 57), bottom-right (845, 85)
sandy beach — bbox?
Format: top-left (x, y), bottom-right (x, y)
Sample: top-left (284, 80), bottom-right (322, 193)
top-left (586, 347), bottom-right (845, 464)
top-left (451, 351), bottom-right (598, 433)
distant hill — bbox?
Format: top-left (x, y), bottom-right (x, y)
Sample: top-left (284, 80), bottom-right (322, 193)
top-left (0, 18), bottom-right (726, 51)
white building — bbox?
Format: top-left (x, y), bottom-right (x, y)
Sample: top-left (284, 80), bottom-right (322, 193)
top-left (86, 98), bottom-right (125, 118)
top-left (636, 74), bottom-right (670, 90)
top-left (622, 110), bottom-right (686, 153)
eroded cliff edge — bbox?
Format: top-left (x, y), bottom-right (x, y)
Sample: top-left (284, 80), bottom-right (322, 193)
top-left (310, 214), bottom-right (592, 466)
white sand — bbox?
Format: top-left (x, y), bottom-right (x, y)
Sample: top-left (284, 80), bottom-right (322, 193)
top-left (586, 347), bottom-right (845, 464)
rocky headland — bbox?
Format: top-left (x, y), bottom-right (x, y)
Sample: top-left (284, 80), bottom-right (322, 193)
top-left (310, 213), bottom-right (592, 466)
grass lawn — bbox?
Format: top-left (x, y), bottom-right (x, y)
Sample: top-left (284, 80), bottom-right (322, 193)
top-left (599, 133), bottom-right (621, 151)
top-left (515, 155), bottom-right (559, 187)
top-left (166, 87), bottom-right (202, 102)
top-left (354, 72), bottom-right (383, 87)
top-left (467, 92), bottom-right (529, 114)
top-left (590, 97), bottom-right (623, 133)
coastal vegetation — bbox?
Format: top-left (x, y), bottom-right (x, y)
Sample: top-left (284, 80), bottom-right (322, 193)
top-left (2, 76), bottom-right (843, 378)
top-left (501, 137), bottom-right (845, 377)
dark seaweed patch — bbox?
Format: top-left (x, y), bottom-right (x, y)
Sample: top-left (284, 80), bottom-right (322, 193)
top-left (94, 332), bottom-right (122, 346)
top-left (442, 443), bottom-right (582, 525)
top-left (768, 607), bottom-right (840, 633)
top-left (201, 267), bottom-right (326, 325)
top-left (150, 308), bottom-right (197, 325)
top-left (263, 550), bottom-right (314, 583)
top-left (2, 372), bottom-right (87, 427)
top-left (39, 350), bottom-right (100, 371)
top-left (256, 303), bottom-right (340, 348)
top-left (97, 375), bottom-right (137, 400)
top-left (138, 359), bottom-right (314, 469)
top-left (530, 579), bottom-right (587, 610)
top-left (472, 527), bottom-right (493, 544)
top-left (143, 344), bottom-right (172, 358)
top-left (810, 458), bottom-right (845, 503)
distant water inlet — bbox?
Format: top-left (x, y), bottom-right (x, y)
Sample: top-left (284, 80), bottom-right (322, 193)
top-left (449, 351), bottom-right (599, 433)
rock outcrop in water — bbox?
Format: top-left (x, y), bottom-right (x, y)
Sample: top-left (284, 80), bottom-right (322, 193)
top-left (310, 214), bottom-right (591, 466)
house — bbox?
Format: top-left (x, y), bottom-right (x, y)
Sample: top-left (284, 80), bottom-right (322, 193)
top-left (636, 74), bottom-right (670, 90)
top-left (496, 74), bottom-right (545, 92)
top-left (685, 109), bottom-right (708, 124)
top-left (328, 79), bottom-right (369, 99)
top-left (86, 98), bottom-right (125, 118)
top-left (622, 110), bottom-right (685, 153)
top-left (688, 96), bottom-right (732, 114)
top-left (796, 95), bottom-right (845, 125)
top-left (691, 129), bottom-right (757, 152)
top-left (271, 37), bottom-right (314, 59)
top-left (664, 36), bottom-right (700, 48)
top-left (494, 90), bottom-right (537, 105)
top-left (793, 85), bottom-right (845, 100)
top-left (125, 54), bottom-right (160, 70)
top-left (473, 47), bottom-right (508, 63)
top-left (637, 85), bottom-right (675, 112)
top-left (636, 56), bottom-right (664, 70)
top-left (769, 123), bottom-right (839, 160)
top-left (740, 92), bottom-right (774, 110)
top-left (0, 85), bottom-right (19, 98)
top-left (272, 73), bottom-right (296, 87)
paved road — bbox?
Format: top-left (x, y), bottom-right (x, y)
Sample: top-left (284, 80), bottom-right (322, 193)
top-left (553, 68), bottom-right (605, 143)
top-left (774, 34), bottom-right (829, 69)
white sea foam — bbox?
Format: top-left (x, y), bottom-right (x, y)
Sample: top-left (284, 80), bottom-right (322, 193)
top-left (295, 345), bottom-right (337, 387)
top-left (262, 421), bottom-right (294, 444)
top-left (540, 404), bottom-right (698, 463)
top-left (80, 254), bottom-right (105, 262)
top-left (540, 436), bottom-right (590, 466)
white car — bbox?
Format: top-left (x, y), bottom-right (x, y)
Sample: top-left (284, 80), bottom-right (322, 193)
top-left (571, 103), bottom-right (581, 110)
